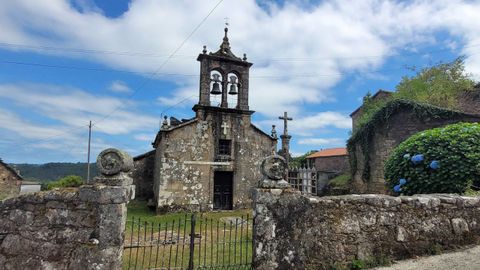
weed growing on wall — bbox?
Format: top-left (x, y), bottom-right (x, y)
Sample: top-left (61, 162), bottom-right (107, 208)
top-left (384, 122), bottom-right (480, 195)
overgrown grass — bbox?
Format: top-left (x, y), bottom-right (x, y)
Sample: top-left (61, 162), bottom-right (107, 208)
top-left (126, 201), bottom-right (252, 225)
top-left (329, 174), bottom-right (351, 188)
top-left (464, 188), bottom-right (480, 197)
top-left (350, 255), bottom-right (392, 269)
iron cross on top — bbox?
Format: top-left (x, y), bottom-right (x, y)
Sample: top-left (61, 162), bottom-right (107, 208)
top-left (279, 111), bottom-right (292, 135)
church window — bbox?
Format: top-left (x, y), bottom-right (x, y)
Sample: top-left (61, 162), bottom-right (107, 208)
top-left (218, 139), bottom-right (231, 156)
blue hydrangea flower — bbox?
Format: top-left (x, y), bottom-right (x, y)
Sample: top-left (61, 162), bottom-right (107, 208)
top-left (399, 178), bottom-right (407, 185)
top-left (403, 153), bottom-right (411, 159)
top-left (393, 185), bottom-right (402, 193)
top-left (429, 160), bottom-right (440, 170)
top-left (411, 154), bottom-right (424, 164)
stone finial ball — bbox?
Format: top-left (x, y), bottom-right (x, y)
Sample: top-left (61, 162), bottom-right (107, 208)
top-left (261, 155), bottom-right (286, 180)
top-left (96, 148), bottom-right (134, 176)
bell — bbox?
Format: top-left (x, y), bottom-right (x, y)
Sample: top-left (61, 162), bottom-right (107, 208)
top-left (228, 84), bottom-right (237, 95)
top-left (228, 75), bottom-right (238, 95)
top-left (210, 82), bottom-right (222, 95)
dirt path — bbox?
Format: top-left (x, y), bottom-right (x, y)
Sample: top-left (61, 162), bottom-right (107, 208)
top-left (374, 245), bottom-right (480, 270)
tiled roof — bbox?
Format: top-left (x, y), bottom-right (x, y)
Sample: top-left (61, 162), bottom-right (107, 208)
top-left (306, 148), bottom-right (347, 158)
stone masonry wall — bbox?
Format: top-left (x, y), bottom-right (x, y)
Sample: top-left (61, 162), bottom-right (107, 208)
top-left (253, 188), bottom-right (480, 270)
top-left (0, 181), bottom-right (132, 269)
top-left (133, 151), bottom-right (155, 201)
top-left (351, 107), bottom-right (480, 194)
top-left (0, 162), bottom-right (21, 199)
top-left (313, 155), bottom-right (349, 173)
top-left (154, 112), bottom-right (275, 212)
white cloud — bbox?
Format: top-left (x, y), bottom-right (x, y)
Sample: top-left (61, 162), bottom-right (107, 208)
top-left (2, 0), bottom-right (480, 162)
top-left (134, 133), bottom-right (154, 142)
top-left (157, 86), bottom-right (198, 107)
top-left (297, 137), bottom-right (345, 146)
top-left (0, 83), bottom-right (158, 135)
top-left (291, 111), bottom-right (351, 130)
top-left (0, 108), bottom-right (109, 159)
top-left (259, 111), bottom-right (351, 137)
top-left (0, 108), bottom-right (71, 140)
top-left (7, 0), bottom-right (480, 117)
top-left (109, 80), bottom-right (131, 93)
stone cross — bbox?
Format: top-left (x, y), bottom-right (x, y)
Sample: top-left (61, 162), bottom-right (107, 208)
top-left (278, 112), bottom-right (292, 136)
top-left (278, 112), bottom-right (293, 169)
top-left (221, 122), bottom-right (229, 135)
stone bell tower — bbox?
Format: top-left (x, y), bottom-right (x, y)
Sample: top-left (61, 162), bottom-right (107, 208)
top-left (193, 27), bottom-right (253, 115)
top-left (150, 26), bottom-right (276, 212)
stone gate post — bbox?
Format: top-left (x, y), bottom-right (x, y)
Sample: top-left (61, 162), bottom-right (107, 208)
top-left (252, 155), bottom-right (299, 270)
top-left (71, 148), bottom-right (136, 269)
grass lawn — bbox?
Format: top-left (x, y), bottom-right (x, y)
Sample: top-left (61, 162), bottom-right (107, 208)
top-left (124, 201), bottom-right (253, 270)
top-left (126, 200), bottom-right (252, 224)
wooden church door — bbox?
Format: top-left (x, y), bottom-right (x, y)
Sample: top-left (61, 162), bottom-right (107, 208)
top-left (213, 171), bottom-right (233, 210)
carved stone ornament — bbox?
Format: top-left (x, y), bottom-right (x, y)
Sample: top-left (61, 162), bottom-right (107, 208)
top-left (96, 148), bottom-right (133, 176)
top-left (261, 155), bottom-right (286, 180)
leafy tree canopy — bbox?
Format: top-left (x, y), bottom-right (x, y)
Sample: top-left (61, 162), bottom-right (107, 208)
top-left (354, 57), bottom-right (476, 130)
top-left (44, 175), bottom-right (84, 190)
top-left (290, 150), bottom-right (317, 168)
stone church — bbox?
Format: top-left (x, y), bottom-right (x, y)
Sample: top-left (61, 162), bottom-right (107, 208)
top-left (133, 28), bottom-right (277, 212)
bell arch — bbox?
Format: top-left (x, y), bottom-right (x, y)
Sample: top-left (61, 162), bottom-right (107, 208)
top-left (195, 27), bottom-right (252, 111)
top-left (209, 70), bottom-right (223, 106)
top-left (226, 72), bottom-right (239, 108)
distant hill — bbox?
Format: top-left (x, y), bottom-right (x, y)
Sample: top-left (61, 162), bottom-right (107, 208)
top-left (10, 163), bottom-right (98, 182)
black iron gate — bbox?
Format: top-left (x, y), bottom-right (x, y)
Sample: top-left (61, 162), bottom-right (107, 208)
top-left (123, 214), bottom-right (253, 270)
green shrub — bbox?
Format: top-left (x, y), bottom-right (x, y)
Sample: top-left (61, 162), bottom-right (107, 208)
top-left (45, 175), bottom-right (84, 190)
top-left (329, 174), bottom-right (351, 188)
top-left (384, 122), bottom-right (480, 195)
top-left (350, 259), bottom-right (366, 270)
top-left (349, 255), bottom-right (391, 270)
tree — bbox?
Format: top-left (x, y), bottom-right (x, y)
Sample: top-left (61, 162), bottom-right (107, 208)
top-left (395, 57), bottom-right (475, 109)
top-left (44, 175), bottom-right (84, 190)
top-left (290, 150), bottom-right (317, 168)
top-left (354, 57), bottom-right (476, 131)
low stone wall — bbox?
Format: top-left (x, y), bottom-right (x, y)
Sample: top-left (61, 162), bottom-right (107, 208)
top-left (253, 188), bottom-right (480, 270)
top-left (0, 182), bottom-right (132, 269)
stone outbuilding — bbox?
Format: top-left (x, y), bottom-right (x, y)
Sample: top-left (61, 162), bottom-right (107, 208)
top-left (0, 159), bottom-right (22, 199)
top-left (348, 97), bottom-right (480, 194)
top-left (306, 147), bottom-right (349, 173)
top-left (134, 28), bottom-right (277, 212)
top-left (350, 89), bottom-right (392, 132)
top-left (306, 147), bottom-right (349, 190)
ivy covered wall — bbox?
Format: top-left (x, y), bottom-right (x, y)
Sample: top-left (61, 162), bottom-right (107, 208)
top-left (347, 99), bottom-right (480, 194)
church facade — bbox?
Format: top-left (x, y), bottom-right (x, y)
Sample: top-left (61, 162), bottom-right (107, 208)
top-left (133, 28), bottom-right (277, 212)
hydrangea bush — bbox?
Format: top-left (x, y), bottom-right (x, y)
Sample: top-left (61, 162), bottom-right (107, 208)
top-left (384, 122), bottom-right (480, 195)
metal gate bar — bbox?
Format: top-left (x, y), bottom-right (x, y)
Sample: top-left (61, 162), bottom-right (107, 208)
top-left (123, 214), bottom-right (253, 270)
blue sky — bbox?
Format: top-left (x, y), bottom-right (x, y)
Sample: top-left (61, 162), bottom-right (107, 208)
top-left (0, 0), bottom-right (479, 163)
